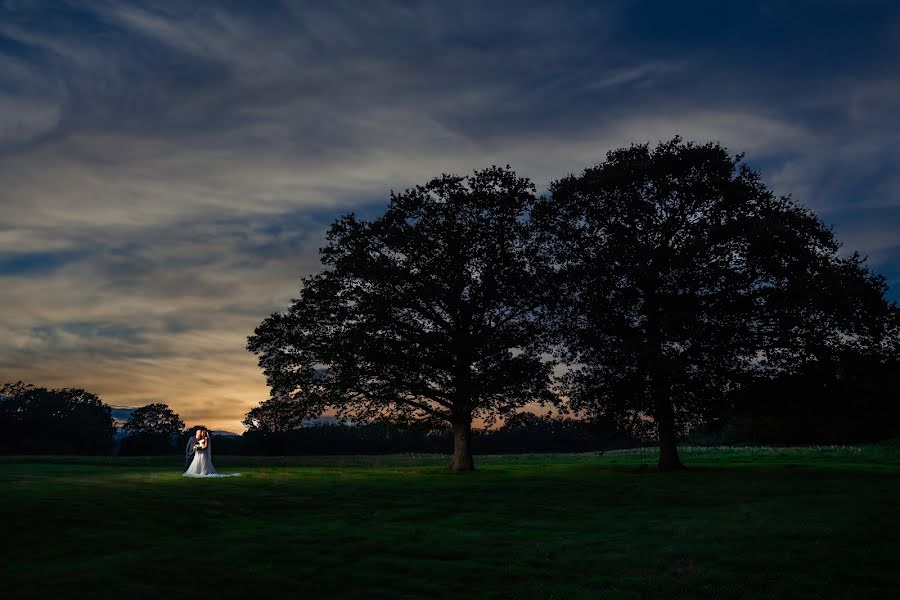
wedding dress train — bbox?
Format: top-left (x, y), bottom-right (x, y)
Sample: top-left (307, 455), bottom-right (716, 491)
top-left (182, 439), bottom-right (240, 478)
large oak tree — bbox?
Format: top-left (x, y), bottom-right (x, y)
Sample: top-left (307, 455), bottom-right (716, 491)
top-left (534, 138), bottom-right (896, 470)
top-left (248, 167), bottom-right (555, 470)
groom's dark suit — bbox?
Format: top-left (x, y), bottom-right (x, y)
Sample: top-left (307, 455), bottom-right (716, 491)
top-left (184, 435), bottom-right (197, 470)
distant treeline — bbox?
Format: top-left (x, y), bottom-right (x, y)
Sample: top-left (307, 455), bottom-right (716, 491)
top-left (695, 351), bottom-right (900, 446)
top-left (0, 382), bottom-right (116, 455)
top-left (213, 416), bottom-right (636, 456)
top-left (3, 353), bottom-right (899, 456)
top-left (228, 352), bottom-right (900, 454)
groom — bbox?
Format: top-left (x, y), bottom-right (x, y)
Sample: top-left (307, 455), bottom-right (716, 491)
top-left (183, 428), bottom-right (203, 470)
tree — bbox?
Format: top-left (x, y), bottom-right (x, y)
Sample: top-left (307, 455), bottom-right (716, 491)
top-left (716, 335), bottom-right (900, 445)
top-left (243, 396), bottom-right (306, 433)
top-left (248, 166), bottom-right (556, 471)
top-left (123, 403), bottom-right (185, 436)
top-left (533, 138), bottom-right (896, 470)
top-left (0, 382), bottom-right (116, 454)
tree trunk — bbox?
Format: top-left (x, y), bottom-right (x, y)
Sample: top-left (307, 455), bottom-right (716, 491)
top-left (450, 419), bottom-right (474, 472)
top-left (654, 393), bottom-right (685, 471)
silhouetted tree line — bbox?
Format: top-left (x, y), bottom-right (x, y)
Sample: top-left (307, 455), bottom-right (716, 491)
top-left (4, 139), bottom-right (899, 461)
top-left (4, 349), bottom-right (899, 456)
top-left (248, 138), bottom-right (900, 470)
top-left (235, 348), bottom-right (900, 454)
top-left (0, 388), bottom-right (193, 456)
top-left (0, 382), bottom-right (116, 454)
top-left (118, 403), bottom-right (186, 456)
top-left (691, 350), bottom-right (900, 445)
top-left (216, 413), bottom-right (636, 456)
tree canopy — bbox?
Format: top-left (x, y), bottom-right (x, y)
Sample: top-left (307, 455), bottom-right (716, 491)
top-left (0, 381), bottom-right (116, 454)
top-left (242, 395), bottom-right (306, 434)
top-left (122, 403), bottom-right (185, 437)
top-left (248, 166), bottom-right (556, 470)
top-left (248, 139), bottom-right (898, 469)
top-left (533, 137), bottom-right (897, 469)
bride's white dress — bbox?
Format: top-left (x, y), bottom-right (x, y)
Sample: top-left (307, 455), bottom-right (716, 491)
top-left (182, 438), bottom-right (240, 478)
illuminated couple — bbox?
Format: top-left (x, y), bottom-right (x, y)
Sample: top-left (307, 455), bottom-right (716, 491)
top-left (182, 428), bottom-right (240, 478)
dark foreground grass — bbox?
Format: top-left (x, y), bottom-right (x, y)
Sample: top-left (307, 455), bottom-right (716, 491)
top-left (2, 446), bottom-right (898, 599)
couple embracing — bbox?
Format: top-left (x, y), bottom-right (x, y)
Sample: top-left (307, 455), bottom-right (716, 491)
top-left (182, 428), bottom-right (240, 478)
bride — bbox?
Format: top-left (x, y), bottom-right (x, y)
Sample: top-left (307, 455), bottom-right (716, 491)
top-left (183, 429), bottom-right (240, 478)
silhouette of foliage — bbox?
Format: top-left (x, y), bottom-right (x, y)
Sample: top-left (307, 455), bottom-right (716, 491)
top-left (122, 403), bottom-right (185, 436)
top-left (230, 414), bottom-right (630, 456)
top-left (533, 138), bottom-right (897, 470)
top-left (0, 381), bottom-right (115, 454)
top-left (118, 432), bottom-right (178, 455)
top-left (243, 395), bottom-right (305, 433)
top-left (693, 344), bottom-right (900, 445)
top-left (119, 403), bottom-right (185, 455)
top-left (248, 166), bottom-right (557, 470)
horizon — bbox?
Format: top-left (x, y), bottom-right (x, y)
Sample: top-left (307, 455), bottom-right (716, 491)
top-left (2, 1), bottom-right (899, 432)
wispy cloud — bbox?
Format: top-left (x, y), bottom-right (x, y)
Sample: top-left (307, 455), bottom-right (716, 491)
top-left (1, 0), bottom-right (898, 430)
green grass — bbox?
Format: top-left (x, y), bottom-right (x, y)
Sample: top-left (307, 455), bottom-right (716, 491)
top-left (2, 446), bottom-right (898, 599)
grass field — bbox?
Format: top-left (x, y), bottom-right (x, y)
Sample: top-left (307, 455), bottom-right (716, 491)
top-left (2, 446), bottom-right (899, 599)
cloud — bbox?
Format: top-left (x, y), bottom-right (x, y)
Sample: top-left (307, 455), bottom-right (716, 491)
top-left (0, 0), bottom-right (898, 430)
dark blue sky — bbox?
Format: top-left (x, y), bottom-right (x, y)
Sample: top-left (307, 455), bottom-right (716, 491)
top-left (1, 1), bottom-right (898, 429)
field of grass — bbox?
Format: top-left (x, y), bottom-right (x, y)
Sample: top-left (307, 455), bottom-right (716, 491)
top-left (2, 445), bottom-right (899, 599)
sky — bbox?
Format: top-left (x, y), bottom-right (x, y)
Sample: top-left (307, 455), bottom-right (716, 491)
top-left (1, 1), bottom-right (899, 432)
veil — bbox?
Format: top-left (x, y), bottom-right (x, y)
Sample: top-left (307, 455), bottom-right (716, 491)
top-left (182, 428), bottom-right (240, 477)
